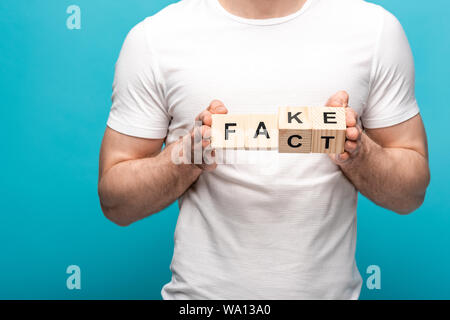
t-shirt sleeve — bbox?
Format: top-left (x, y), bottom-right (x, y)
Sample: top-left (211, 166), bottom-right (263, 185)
top-left (361, 8), bottom-right (420, 129)
top-left (106, 20), bottom-right (170, 139)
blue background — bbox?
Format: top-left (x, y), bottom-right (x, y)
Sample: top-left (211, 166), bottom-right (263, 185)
top-left (0, 0), bottom-right (448, 299)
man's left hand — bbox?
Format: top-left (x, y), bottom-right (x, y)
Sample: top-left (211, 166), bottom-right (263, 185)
top-left (325, 90), bottom-right (363, 165)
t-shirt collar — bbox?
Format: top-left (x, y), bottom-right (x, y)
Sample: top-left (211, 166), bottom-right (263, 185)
top-left (210, 0), bottom-right (315, 26)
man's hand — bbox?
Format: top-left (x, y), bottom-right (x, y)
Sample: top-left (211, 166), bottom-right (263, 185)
top-left (323, 90), bottom-right (430, 214)
top-left (325, 90), bottom-right (363, 164)
top-left (179, 100), bottom-right (228, 171)
top-left (98, 99), bottom-right (226, 226)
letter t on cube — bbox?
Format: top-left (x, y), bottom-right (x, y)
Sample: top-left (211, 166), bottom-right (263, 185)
top-left (311, 107), bottom-right (346, 153)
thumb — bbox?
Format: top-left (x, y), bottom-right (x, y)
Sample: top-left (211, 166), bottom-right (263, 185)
top-left (325, 90), bottom-right (349, 108)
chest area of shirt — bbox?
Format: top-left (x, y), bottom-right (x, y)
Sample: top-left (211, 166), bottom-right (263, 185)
top-left (160, 31), bottom-right (371, 124)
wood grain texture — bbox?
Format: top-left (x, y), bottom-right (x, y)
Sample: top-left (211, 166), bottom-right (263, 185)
top-left (278, 107), bottom-right (312, 153)
top-left (211, 107), bottom-right (347, 154)
top-left (311, 107), bottom-right (346, 153)
top-left (279, 129), bottom-right (312, 153)
top-left (211, 114), bottom-right (247, 149)
top-left (246, 114), bottom-right (278, 150)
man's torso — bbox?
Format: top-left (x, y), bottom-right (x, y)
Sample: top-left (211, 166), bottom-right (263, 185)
top-left (139, 0), bottom-right (384, 299)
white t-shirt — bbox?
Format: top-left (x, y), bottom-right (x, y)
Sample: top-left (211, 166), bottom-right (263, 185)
top-left (107, 0), bottom-right (419, 299)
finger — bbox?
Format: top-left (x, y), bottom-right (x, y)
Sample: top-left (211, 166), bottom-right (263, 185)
top-left (344, 140), bottom-right (358, 153)
top-left (325, 90), bottom-right (349, 108)
top-left (336, 152), bottom-right (350, 162)
top-left (346, 126), bottom-right (360, 141)
top-left (197, 100), bottom-right (228, 126)
top-left (201, 125), bottom-right (211, 138)
top-left (196, 110), bottom-right (213, 126)
top-left (191, 125), bottom-right (201, 144)
top-left (199, 138), bottom-right (217, 171)
top-left (201, 125), bottom-right (211, 148)
top-left (345, 108), bottom-right (358, 127)
top-left (191, 125), bottom-right (211, 142)
top-left (201, 146), bottom-right (217, 171)
top-left (207, 100), bottom-right (228, 114)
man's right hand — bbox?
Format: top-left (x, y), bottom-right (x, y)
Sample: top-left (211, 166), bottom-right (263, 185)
top-left (98, 99), bottom-right (228, 226)
top-left (179, 100), bottom-right (228, 171)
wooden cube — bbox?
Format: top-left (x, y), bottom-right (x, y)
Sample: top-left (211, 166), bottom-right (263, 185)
top-left (278, 107), bottom-right (312, 153)
top-left (311, 107), bottom-right (346, 154)
top-left (246, 114), bottom-right (278, 150)
top-left (211, 114), bottom-right (247, 149)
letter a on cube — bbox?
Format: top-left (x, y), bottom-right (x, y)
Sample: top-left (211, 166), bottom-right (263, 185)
top-left (211, 114), bottom-right (246, 149)
top-left (311, 107), bottom-right (346, 154)
top-left (278, 107), bottom-right (312, 153)
top-left (246, 114), bottom-right (278, 150)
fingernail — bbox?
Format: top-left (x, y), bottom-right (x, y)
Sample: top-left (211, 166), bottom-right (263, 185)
top-left (215, 106), bottom-right (226, 113)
